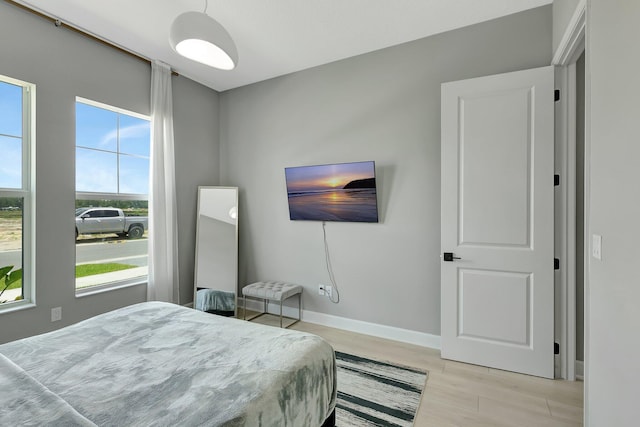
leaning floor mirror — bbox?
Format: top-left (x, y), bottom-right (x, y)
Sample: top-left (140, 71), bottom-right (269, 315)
top-left (193, 186), bottom-right (238, 317)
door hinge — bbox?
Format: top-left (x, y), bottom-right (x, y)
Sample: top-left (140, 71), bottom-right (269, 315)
top-left (554, 174), bottom-right (560, 186)
top-left (554, 89), bottom-right (560, 102)
top-left (554, 342), bottom-right (560, 355)
top-left (554, 258), bottom-right (560, 270)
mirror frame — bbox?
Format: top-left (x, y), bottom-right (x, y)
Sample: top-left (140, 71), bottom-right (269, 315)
top-left (193, 186), bottom-right (239, 316)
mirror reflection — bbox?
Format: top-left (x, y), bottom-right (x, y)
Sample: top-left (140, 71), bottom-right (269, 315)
top-left (193, 186), bottom-right (238, 316)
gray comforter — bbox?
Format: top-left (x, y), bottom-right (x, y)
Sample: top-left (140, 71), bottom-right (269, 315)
top-left (0, 302), bottom-right (336, 426)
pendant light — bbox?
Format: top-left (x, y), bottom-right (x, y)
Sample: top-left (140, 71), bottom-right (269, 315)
top-left (169, 0), bottom-right (238, 70)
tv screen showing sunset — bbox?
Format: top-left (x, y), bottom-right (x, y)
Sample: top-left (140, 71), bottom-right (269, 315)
top-left (285, 161), bottom-right (378, 222)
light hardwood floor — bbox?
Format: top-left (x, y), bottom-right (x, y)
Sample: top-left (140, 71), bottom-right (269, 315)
top-left (250, 314), bottom-right (584, 427)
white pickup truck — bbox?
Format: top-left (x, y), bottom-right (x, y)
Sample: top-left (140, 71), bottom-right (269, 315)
top-left (75, 207), bottom-right (148, 239)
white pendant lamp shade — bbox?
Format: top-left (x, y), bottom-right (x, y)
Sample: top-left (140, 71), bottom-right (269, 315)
top-left (170, 11), bottom-right (238, 70)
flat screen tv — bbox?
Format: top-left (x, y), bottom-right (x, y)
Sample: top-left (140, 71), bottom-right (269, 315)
top-left (285, 161), bottom-right (379, 222)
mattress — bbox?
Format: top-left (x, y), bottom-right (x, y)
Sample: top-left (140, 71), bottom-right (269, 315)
top-left (0, 301), bottom-right (336, 426)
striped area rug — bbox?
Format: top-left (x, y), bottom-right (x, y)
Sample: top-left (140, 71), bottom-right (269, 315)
top-left (335, 351), bottom-right (428, 426)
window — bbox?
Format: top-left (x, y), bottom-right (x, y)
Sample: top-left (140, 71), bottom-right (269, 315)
top-left (0, 74), bottom-right (35, 308)
top-left (75, 98), bottom-right (150, 293)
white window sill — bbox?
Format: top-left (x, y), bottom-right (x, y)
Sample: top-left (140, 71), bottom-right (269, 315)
top-left (76, 267), bottom-right (149, 298)
top-left (0, 300), bottom-right (36, 315)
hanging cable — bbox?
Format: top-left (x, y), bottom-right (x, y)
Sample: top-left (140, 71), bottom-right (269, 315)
top-left (322, 221), bottom-right (340, 303)
top-left (204, 0), bottom-right (209, 14)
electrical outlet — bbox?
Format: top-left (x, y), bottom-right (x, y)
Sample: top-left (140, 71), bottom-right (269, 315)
top-left (51, 307), bottom-right (62, 322)
top-left (325, 285), bottom-right (333, 298)
top-left (318, 284), bottom-right (325, 295)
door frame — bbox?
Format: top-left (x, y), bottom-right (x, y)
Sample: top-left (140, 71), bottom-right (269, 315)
top-left (552, 0), bottom-right (586, 381)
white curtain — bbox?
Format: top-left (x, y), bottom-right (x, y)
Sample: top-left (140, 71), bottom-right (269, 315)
top-left (148, 60), bottom-right (180, 303)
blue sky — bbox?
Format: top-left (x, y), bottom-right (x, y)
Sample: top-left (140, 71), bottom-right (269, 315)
top-left (0, 81), bottom-right (22, 189)
top-left (1, 83), bottom-right (151, 194)
top-left (76, 101), bottom-right (150, 195)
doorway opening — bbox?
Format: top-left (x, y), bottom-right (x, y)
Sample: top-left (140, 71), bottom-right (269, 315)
top-left (553, 0), bottom-right (586, 380)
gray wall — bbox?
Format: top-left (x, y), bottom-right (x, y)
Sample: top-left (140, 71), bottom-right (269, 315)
top-left (220, 6), bottom-right (552, 335)
top-left (586, 0), bottom-right (640, 424)
top-left (0, 2), bottom-right (219, 343)
top-left (173, 77), bottom-right (221, 304)
top-left (552, 0), bottom-right (582, 55)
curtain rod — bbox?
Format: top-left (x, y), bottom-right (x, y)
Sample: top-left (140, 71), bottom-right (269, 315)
top-left (4, 0), bottom-right (179, 76)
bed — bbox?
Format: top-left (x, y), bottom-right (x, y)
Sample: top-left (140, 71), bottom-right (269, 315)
top-left (0, 301), bottom-right (336, 426)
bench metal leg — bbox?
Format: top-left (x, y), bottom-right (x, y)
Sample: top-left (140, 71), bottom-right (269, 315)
top-left (242, 292), bottom-right (302, 328)
top-left (242, 295), bottom-right (267, 322)
top-left (286, 292), bottom-right (301, 328)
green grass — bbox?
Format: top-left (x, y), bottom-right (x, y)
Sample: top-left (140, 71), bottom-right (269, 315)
top-left (1, 263), bottom-right (137, 291)
top-left (0, 210), bottom-right (22, 220)
top-left (75, 263), bottom-right (137, 278)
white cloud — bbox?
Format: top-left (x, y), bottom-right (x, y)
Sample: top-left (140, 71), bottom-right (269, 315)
top-left (99, 123), bottom-right (149, 148)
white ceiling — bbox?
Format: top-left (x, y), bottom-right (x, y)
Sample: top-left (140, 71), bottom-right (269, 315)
top-left (15, 0), bottom-right (551, 92)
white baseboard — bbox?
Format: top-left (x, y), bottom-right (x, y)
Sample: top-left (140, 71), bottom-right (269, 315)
top-left (575, 360), bottom-right (584, 381)
top-left (302, 310), bottom-right (441, 350)
top-left (240, 298), bottom-right (441, 350)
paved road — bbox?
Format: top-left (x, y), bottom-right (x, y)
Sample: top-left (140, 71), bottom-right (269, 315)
top-left (0, 238), bottom-right (148, 267)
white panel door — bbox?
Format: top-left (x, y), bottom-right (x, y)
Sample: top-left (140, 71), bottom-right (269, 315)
top-left (440, 66), bottom-right (555, 378)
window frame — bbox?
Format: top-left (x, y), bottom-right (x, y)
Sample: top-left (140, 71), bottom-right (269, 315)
top-left (74, 97), bottom-right (150, 296)
top-left (0, 74), bottom-right (36, 312)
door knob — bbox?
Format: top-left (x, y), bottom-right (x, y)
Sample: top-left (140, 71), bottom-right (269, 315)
top-left (443, 252), bottom-right (461, 262)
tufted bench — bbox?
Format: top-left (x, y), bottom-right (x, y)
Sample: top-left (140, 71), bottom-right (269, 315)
top-left (241, 281), bottom-right (302, 328)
